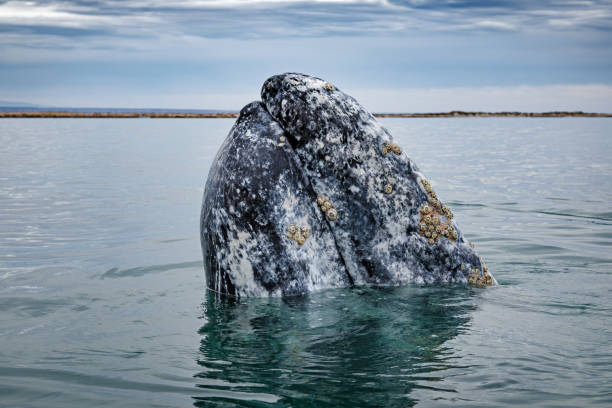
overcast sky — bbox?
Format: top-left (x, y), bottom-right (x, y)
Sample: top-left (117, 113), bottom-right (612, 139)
top-left (1, 0), bottom-right (611, 111)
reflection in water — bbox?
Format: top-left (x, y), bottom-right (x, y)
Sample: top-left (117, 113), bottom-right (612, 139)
top-left (195, 286), bottom-right (478, 407)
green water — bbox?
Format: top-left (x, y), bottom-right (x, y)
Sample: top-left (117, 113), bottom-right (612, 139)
top-left (0, 118), bottom-right (611, 407)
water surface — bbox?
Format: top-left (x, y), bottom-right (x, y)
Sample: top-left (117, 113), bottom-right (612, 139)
top-left (1, 118), bottom-right (611, 407)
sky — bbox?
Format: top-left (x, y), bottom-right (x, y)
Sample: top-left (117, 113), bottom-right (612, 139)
top-left (0, 0), bottom-right (611, 112)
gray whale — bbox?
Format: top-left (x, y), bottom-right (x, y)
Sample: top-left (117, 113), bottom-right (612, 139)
top-left (200, 73), bottom-right (494, 297)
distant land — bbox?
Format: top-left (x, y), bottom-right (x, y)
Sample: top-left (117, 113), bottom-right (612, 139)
top-left (0, 105), bottom-right (610, 118)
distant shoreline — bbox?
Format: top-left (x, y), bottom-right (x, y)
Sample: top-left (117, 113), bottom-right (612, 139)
top-left (0, 111), bottom-right (610, 118)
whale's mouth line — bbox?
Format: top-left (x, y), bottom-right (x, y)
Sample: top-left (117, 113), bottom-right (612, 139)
top-left (260, 80), bottom-right (358, 288)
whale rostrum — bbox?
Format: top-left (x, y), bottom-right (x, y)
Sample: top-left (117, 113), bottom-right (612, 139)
top-left (200, 73), bottom-right (495, 297)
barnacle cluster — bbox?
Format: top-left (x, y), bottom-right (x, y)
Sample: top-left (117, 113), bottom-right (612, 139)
top-left (468, 262), bottom-right (492, 286)
top-left (383, 176), bottom-right (394, 194)
top-left (382, 142), bottom-right (402, 155)
top-left (418, 178), bottom-right (457, 245)
top-left (287, 224), bottom-right (310, 246)
top-left (317, 195), bottom-right (338, 221)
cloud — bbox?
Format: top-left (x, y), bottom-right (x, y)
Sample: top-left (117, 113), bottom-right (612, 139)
top-left (0, 0), bottom-right (610, 62)
top-left (1, 0), bottom-right (611, 109)
top-left (0, 1), bottom-right (158, 28)
top-left (1, 0), bottom-right (610, 42)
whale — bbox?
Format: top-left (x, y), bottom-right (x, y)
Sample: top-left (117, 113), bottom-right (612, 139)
top-left (200, 73), bottom-right (495, 297)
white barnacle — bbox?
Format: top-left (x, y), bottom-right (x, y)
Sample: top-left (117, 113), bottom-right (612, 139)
top-left (327, 208), bottom-right (338, 221)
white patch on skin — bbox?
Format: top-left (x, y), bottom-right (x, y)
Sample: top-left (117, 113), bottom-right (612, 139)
top-left (227, 231), bottom-right (268, 297)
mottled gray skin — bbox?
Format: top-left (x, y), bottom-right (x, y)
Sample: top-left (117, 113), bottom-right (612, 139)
top-left (200, 102), bottom-right (350, 297)
top-left (201, 73), bottom-right (488, 297)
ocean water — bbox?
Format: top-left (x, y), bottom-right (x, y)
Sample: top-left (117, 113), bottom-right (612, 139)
top-left (1, 117), bottom-right (611, 407)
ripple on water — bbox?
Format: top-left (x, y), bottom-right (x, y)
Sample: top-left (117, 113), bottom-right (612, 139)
top-left (0, 118), bottom-right (611, 407)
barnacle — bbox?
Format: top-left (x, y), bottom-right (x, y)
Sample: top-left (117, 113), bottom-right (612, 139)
top-left (416, 185), bottom-right (461, 245)
top-left (382, 142), bottom-right (392, 154)
top-left (279, 136), bottom-right (286, 143)
top-left (325, 82), bottom-right (335, 91)
top-left (327, 208), bottom-right (338, 221)
top-left (287, 224), bottom-right (310, 245)
top-left (318, 197), bottom-right (338, 220)
top-left (384, 183), bottom-right (393, 194)
top-left (428, 238), bottom-right (434, 245)
top-left (391, 144), bottom-right (401, 155)
top-left (466, 266), bottom-right (492, 286)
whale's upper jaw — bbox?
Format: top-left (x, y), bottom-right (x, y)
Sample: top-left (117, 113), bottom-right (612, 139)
top-left (201, 73), bottom-right (493, 297)
top-left (261, 73), bottom-right (491, 286)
